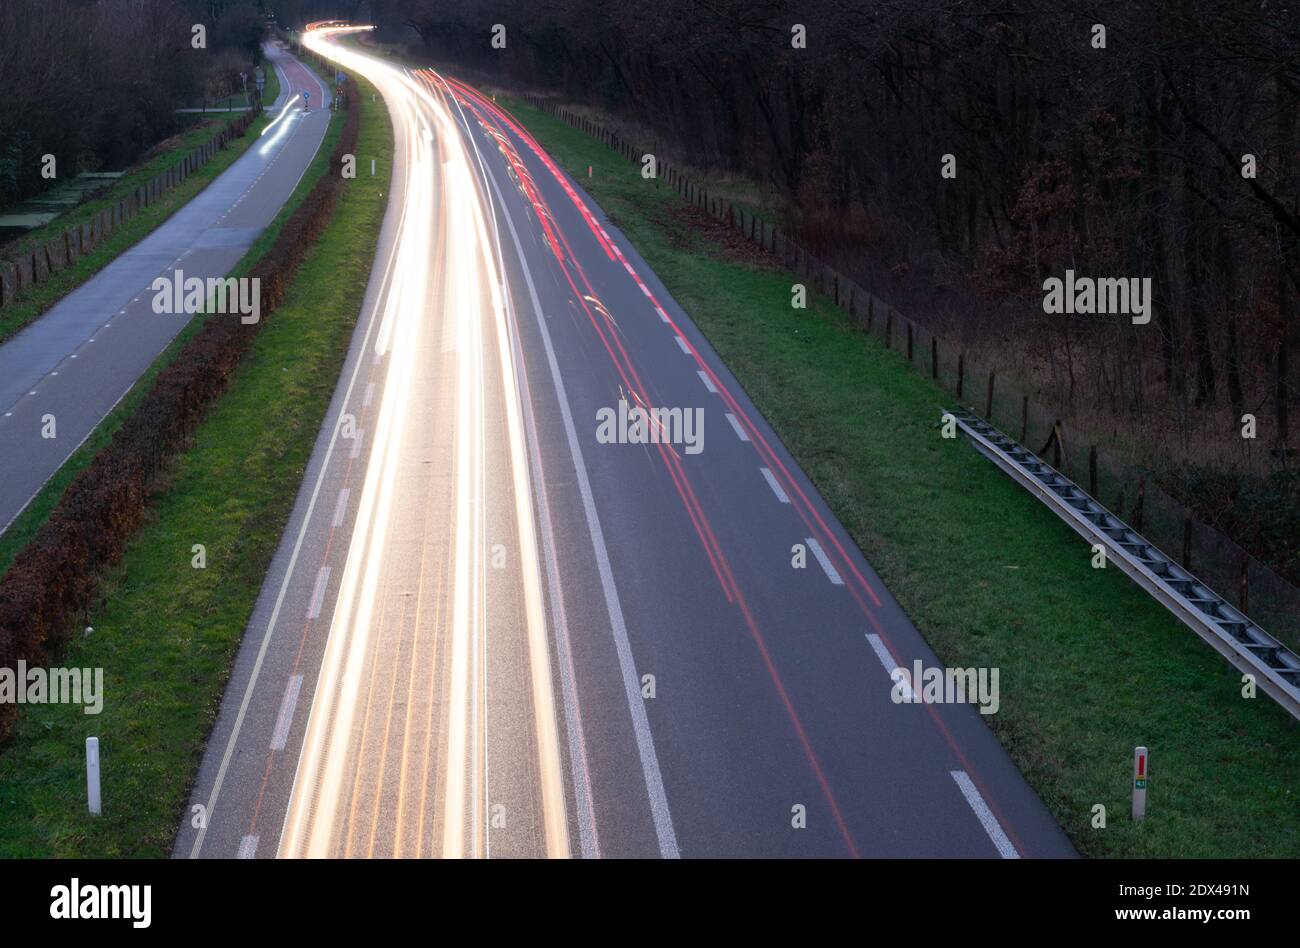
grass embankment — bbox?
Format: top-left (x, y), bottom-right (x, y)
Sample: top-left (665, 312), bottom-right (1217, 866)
top-left (0, 109), bottom-right (273, 347)
top-left (499, 96), bottom-right (1299, 858)
top-left (0, 79), bottom-right (391, 857)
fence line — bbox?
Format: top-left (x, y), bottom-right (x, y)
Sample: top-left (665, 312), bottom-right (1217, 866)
top-left (520, 91), bottom-right (1300, 648)
top-left (0, 107), bottom-right (262, 311)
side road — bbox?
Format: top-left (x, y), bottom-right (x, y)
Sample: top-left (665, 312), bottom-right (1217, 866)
top-left (0, 43), bottom-right (329, 535)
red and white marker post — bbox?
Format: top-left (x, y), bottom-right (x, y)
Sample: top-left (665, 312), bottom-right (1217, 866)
top-left (1132, 746), bottom-right (1148, 821)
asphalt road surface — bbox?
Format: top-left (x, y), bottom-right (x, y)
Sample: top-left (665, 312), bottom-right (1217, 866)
top-left (176, 26), bottom-right (1076, 859)
top-left (0, 43), bottom-right (329, 535)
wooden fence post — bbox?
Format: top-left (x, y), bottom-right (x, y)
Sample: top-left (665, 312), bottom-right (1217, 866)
top-left (1089, 444), bottom-right (1098, 496)
top-left (1020, 395), bottom-right (1029, 444)
top-left (1239, 553), bottom-right (1250, 614)
top-left (1182, 508), bottom-right (1193, 569)
top-left (957, 354), bottom-right (964, 399)
top-left (985, 372), bottom-right (996, 418)
top-left (885, 309), bottom-right (893, 349)
top-left (906, 322), bottom-right (913, 362)
top-left (931, 337), bottom-right (938, 379)
top-left (1134, 476), bottom-right (1146, 533)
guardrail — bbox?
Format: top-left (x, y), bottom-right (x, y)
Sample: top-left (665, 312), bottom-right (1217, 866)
top-left (947, 406), bottom-right (1300, 722)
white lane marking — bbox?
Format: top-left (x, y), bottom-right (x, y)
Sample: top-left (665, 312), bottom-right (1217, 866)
top-left (640, 284), bottom-right (652, 298)
top-left (674, 335), bottom-right (691, 355)
top-left (950, 770), bottom-right (1020, 859)
top-left (865, 633), bottom-right (912, 702)
top-left (363, 381), bottom-right (375, 407)
top-left (331, 488), bottom-right (350, 528)
top-left (760, 467), bottom-right (790, 504)
top-left (350, 429), bottom-right (364, 459)
top-left (806, 537), bottom-right (843, 585)
top-left (237, 834), bottom-right (259, 859)
top-left (725, 413), bottom-right (749, 442)
top-left (697, 370), bottom-right (717, 394)
top-left (307, 566), bottom-right (331, 619)
top-left (270, 675), bottom-right (304, 751)
top-left (186, 42), bottom-right (379, 861)
top-left (655, 306), bottom-right (670, 323)
top-left (475, 128), bottom-right (679, 858)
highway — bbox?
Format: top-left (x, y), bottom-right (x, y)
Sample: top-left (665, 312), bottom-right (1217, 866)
top-left (176, 25), bottom-right (1075, 859)
top-left (0, 42), bottom-right (329, 535)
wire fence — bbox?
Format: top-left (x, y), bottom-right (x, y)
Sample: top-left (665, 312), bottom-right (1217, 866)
top-left (0, 108), bottom-right (262, 312)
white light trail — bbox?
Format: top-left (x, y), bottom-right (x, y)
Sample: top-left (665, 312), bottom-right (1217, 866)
top-left (278, 25), bottom-right (570, 859)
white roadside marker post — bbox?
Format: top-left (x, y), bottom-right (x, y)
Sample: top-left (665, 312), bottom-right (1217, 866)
top-left (86, 736), bottom-right (102, 816)
top-left (1132, 746), bottom-right (1148, 822)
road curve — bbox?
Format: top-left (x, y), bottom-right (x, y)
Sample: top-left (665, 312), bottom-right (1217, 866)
top-left (176, 25), bottom-right (1076, 859)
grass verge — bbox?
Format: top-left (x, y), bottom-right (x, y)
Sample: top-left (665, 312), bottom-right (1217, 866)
top-left (0, 80), bottom-right (389, 857)
top-left (0, 112), bottom-right (270, 346)
top-left (499, 95), bottom-right (1300, 858)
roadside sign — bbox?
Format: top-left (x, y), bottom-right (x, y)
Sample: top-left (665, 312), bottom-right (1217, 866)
top-left (1132, 746), bottom-right (1148, 821)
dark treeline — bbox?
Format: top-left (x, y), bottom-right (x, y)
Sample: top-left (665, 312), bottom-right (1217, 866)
top-left (0, 0), bottom-right (271, 212)
top-left (372, 0), bottom-right (1298, 575)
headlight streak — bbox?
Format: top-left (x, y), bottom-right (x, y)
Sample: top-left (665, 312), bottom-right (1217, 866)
top-left (278, 26), bottom-right (570, 859)
top-left (439, 76), bottom-right (880, 858)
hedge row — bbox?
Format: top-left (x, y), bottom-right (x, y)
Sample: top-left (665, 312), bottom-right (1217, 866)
top-left (0, 109), bottom-right (262, 311)
top-left (0, 79), bottom-right (360, 743)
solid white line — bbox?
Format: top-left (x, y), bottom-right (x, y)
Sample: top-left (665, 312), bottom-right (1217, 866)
top-left (865, 633), bottom-right (912, 701)
top-left (270, 675), bottom-right (304, 751)
top-left (806, 536), bottom-right (843, 585)
top-left (674, 335), bottom-right (691, 355)
top-left (331, 487), bottom-right (350, 527)
top-left (697, 370), bottom-right (717, 394)
top-left (725, 412), bottom-right (749, 441)
top-left (307, 566), bottom-right (331, 619)
top-left (760, 467), bottom-right (790, 504)
top-left (950, 770), bottom-right (1020, 859)
top-left (237, 834), bottom-right (259, 859)
top-left (476, 125), bottom-right (680, 858)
